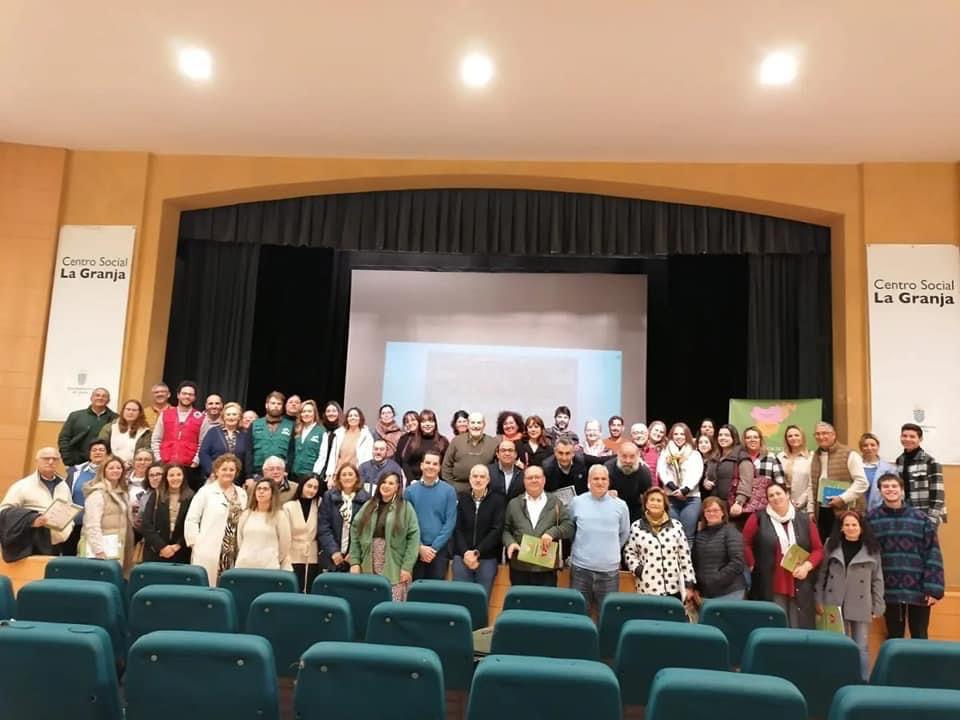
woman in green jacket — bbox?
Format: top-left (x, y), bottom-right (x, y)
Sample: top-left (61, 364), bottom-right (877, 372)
top-left (291, 400), bottom-right (325, 481)
top-left (350, 471), bottom-right (420, 601)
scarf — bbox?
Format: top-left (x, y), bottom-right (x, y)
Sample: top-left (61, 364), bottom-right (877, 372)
top-left (339, 492), bottom-right (355, 554)
top-left (375, 419), bottom-right (402, 455)
top-left (644, 511), bottom-right (671, 535)
top-left (665, 440), bottom-right (693, 487)
top-left (765, 502), bottom-right (797, 555)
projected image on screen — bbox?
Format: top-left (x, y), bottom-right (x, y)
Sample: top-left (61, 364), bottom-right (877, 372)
top-left (382, 342), bottom-right (622, 432)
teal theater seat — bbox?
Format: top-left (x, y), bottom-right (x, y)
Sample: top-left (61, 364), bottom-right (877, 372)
top-left (311, 572), bottom-right (391, 640)
top-left (699, 598), bottom-right (787, 666)
top-left (491, 608), bottom-right (599, 660)
top-left (247, 592), bottom-right (352, 677)
top-left (0, 574), bottom-right (15, 619)
top-left (217, 567), bottom-right (297, 630)
top-left (408, 578), bottom-right (489, 630)
top-left (296, 641), bottom-right (445, 720)
top-left (646, 667), bottom-right (807, 720)
top-left (128, 585), bottom-right (236, 645)
top-left (126, 630), bottom-right (277, 720)
top-left (741, 628), bottom-right (862, 717)
top-left (127, 561), bottom-right (208, 602)
top-left (827, 685), bottom-right (960, 720)
top-left (598, 592), bottom-right (686, 657)
top-left (0, 620), bottom-right (122, 720)
top-left (614, 619), bottom-right (729, 706)
top-left (44, 556), bottom-right (126, 604)
top-left (367, 601), bottom-right (474, 690)
top-left (17, 578), bottom-right (127, 661)
top-left (467, 654), bottom-right (621, 720)
top-left (502, 585), bottom-right (588, 615)
top-left (869, 638), bottom-right (960, 690)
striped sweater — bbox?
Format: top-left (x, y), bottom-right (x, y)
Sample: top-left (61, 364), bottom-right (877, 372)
top-left (867, 503), bottom-right (944, 606)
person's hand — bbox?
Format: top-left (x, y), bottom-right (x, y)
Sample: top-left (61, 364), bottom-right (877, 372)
top-left (827, 496), bottom-right (846, 509)
top-left (332, 552), bottom-right (344, 566)
top-left (343, 554), bottom-right (351, 565)
top-left (815, 604), bottom-right (824, 615)
top-left (159, 545), bottom-right (175, 559)
top-left (703, 479), bottom-right (715, 491)
top-left (515, 460), bottom-right (525, 471)
top-left (607, 489), bottom-right (619, 498)
top-left (419, 545), bottom-right (437, 562)
top-left (32, 515), bottom-right (48, 528)
top-left (464, 550), bottom-right (479, 569)
top-left (95, 551), bottom-right (107, 560)
top-left (684, 587), bottom-right (696, 603)
top-left (729, 503), bottom-right (742, 517)
top-left (507, 543), bottom-right (520, 559)
top-left (793, 562), bottom-right (811, 581)
top-left (349, 565), bottom-right (361, 574)
top-left (399, 569), bottom-right (413, 584)
top-left (244, 478), bottom-right (255, 492)
top-left (540, 533), bottom-right (554, 553)
top-left (926, 595), bottom-right (939, 607)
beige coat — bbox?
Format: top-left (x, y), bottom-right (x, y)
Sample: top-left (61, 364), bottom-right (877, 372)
top-left (282, 499), bottom-right (319, 565)
top-left (184, 482), bottom-right (248, 586)
top-left (80, 480), bottom-right (135, 576)
top-left (0, 472), bottom-right (75, 545)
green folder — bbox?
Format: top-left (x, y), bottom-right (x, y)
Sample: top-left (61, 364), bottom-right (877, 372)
top-left (816, 604), bottom-right (844, 633)
top-left (518, 533), bottom-right (558, 569)
top-left (780, 543), bottom-right (810, 573)
top-left (818, 478), bottom-right (851, 505)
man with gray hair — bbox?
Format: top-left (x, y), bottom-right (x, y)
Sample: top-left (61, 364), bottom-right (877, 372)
top-left (247, 455), bottom-right (299, 504)
top-left (0, 447), bottom-right (74, 555)
top-left (808, 421), bottom-right (867, 540)
top-left (442, 412), bottom-right (499, 494)
top-left (569, 464), bottom-right (630, 614)
top-left (57, 387), bottom-right (117, 466)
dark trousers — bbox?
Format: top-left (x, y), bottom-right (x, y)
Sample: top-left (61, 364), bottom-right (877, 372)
top-left (62, 524), bottom-right (82, 556)
top-left (413, 548), bottom-right (449, 580)
top-left (292, 563), bottom-right (321, 593)
top-left (186, 466), bottom-right (203, 492)
top-left (816, 506), bottom-right (835, 544)
top-left (509, 567), bottom-right (558, 587)
top-left (884, 602), bottom-right (932, 639)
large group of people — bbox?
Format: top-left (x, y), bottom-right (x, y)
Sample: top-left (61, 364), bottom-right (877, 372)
top-left (0, 382), bottom-right (947, 679)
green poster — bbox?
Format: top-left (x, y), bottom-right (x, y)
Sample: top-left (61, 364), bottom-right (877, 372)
top-left (727, 398), bottom-right (822, 453)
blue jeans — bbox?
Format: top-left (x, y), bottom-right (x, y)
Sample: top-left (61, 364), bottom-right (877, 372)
top-left (451, 555), bottom-right (497, 600)
top-left (710, 589), bottom-right (746, 601)
top-left (845, 619), bottom-right (871, 681)
top-left (669, 496), bottom-right (701, 544)
top-left (569, 564), bottom-right (620, 613)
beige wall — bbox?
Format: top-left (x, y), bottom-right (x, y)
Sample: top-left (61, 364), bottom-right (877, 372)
top-left (1, 144), bottom-right (957, 582)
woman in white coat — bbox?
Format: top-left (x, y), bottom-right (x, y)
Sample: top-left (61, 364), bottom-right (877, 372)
top-left (657, 422), bottom-right (704, 544)
top-left (283, 475), bottom-right (320, 591)
top-left (235, 478), bottom-right (292, 571)
top-left (315, 406), bottom-right (375, 488)
top-left (184, 453), bottom-right (247, 586)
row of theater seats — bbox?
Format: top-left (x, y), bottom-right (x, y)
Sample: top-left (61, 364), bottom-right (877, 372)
top-left (2, 620), bottom-right (960, 720)
top-left (2, 560), bottom-right (960, 719)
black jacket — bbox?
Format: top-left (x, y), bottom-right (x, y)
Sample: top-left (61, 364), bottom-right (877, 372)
top-left (317, 487), bottom-right (371, 569)
top-left (141, 489), bottom-right (194, 563)
top-left (516, 441), bottom-right (553, 469)
top-left (542, 456), bottom-right (587, 494)
top-left (604, 458), bottom-right (653, 524)
top-left (0, 507), bottom-right (56, 561)
top-left (487, 462), bottom-right (525, 501)
top-left (453, 491), bottom-right (506, 559)
top-left (692, 523), bottom-right (746, 597)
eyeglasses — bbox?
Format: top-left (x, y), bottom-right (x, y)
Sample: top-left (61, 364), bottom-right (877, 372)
top-left (38, 457), bottom-right (59, 462)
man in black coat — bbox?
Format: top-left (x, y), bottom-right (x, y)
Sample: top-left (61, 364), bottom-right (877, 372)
top-left (603, 442), bottom-right (653, 523)
top-left (542, 438), bottom-right (588, 495)
top-left (487, 439), bottom-right (525, 501)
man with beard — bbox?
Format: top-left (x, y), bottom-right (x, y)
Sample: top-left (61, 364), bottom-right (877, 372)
top-left (604, 415), bottom-right (625, 452)
top-left (545, 405), bottom-right (580, 447)
top-left (198, 393), bottom-right (224, 446)
top-left (603, 441), bottom-right (653, 523)
top-left (151, 380), bottom-right (205, 489)
top-left (251, 391), bottom-right (295, 475)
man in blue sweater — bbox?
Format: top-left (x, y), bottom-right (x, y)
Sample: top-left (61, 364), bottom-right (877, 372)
top-left (569, 465), bottom-right (630, 615)
top-left (405, 449), bottom-right (457, 580)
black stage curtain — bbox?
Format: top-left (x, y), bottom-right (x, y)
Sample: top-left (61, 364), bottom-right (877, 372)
top-left (163, 239), bottom-right (259, 403)
top-left (169, 188), bottom-right (833, 422)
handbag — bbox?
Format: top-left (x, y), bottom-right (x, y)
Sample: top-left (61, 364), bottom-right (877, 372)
top-left (728, 459), bottom-right (770, 513)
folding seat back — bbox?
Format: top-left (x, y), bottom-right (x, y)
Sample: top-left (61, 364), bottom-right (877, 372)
top-left (45, 556), bottom-right (126, 603)
top-left (126, 630), bottom-right (277, 720)
top-left (0, 574), bottom-right (15, 619)
top-left (0, 620), bottom-right (122, 720)
top-left (311, 572), bottom-right (391, 639)
top-left (246, 592), bottom-right (352, 677)
top-left (598, 592), bottom-right (686, 657)
top-left (296, 641), bottom-right (445, 720)
top-left (128, 585), bottom-right (236, 645)
top-left (127, 561), bottom-right (208, 602)
top-left (366, 601), bottom-right (474, 690)
top-left (491, 608), bottom-right (599, 660)
top-left (828, 685), bottom-right (960, 720)
top-left (408, 578), bottom-right (489, 629)
top-left (699, 599), bottom-right (787, 666)
top-left (467, 655), bottom-right (621, 720)
top-left (502, 585), bottom-right (588, 615)
top-left (217, 567), bottom-right (297, 630)
top-left (869, 638), bottom-right (960, 690)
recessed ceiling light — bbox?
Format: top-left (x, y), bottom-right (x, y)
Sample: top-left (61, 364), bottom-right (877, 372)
top-left (460, 52), bottom-right (494, 88)
top-left (178, 47), bottom-right (213, 81)
top-left (758, 50), bottom-right (797, 86)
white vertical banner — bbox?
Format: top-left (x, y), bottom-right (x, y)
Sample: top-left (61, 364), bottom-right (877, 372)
top-left (867, 244), bottom-right (960, 464)
top-left (38, 225), bottom-right (136, 421)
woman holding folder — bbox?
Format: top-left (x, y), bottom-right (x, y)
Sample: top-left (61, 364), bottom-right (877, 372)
top-left (80, 455), bottom-right (136, 576)
top-left (743, 482), bottom-right (823, 628)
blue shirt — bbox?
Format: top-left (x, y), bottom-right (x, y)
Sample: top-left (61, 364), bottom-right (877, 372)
top-left (569, 492), bottom-right (631, 572)
top-left (359, 457), bottom-right (404, 495)
top-left (69, 462), bottom-right (98, 524)
top-left (405, 479), bottom-right (457, 550)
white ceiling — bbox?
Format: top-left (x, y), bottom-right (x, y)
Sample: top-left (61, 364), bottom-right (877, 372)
top-left (2, 0), bottom-right (959, 162)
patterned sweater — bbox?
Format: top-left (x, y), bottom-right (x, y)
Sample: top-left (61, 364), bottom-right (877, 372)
top-left (867, 503), bottom-right (944, 605)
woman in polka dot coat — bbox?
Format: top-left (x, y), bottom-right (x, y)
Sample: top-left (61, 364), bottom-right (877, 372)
top-left (624, 487), bottom-right (696, 600)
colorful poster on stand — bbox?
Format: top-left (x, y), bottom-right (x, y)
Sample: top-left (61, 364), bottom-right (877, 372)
top-left (727, 398), bottom-right (822, 453)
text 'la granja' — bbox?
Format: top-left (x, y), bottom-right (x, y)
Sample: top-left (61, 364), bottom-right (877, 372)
top-left (873, 279), bottom-right (956, 307)
top-left (59, 256), bottom-right (129, 282)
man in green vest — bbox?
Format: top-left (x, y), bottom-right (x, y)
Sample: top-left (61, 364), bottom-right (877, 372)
top-left (807, 421), bottom-right (868, 540)
top-left (250, 391), bottom-right (295, 475)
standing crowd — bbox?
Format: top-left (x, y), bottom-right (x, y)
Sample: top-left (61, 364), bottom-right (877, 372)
top-left (0, 381), bottom-right (946, 679)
